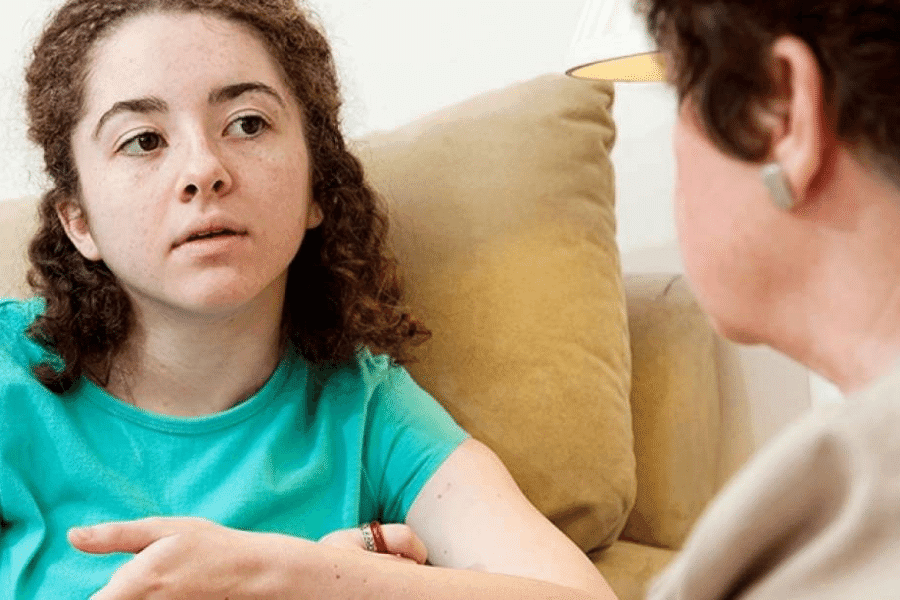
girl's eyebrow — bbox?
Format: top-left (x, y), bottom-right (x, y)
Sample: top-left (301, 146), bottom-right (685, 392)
top-left (91, 82), bottom-right (286, 140)
top-left (93, 96), bottom-right (167, 140)
top-left (209, 81), bottom-right (286, 108)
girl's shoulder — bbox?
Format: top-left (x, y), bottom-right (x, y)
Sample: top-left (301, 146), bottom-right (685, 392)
top-left (0, 296), bottom-right (43, 331)
top-left (0, 297), bottom-right (47, 364)
top-left (305, 347), bottom-right (404, 408)
top-left (315, 346), bottom-right (395, 380)
top-left (343, 347), bottom-right (400, 391)
top-left (0, 296), bottom-right (43, 318)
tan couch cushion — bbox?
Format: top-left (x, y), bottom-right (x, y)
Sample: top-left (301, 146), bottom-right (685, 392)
top-left (0, 197), bottom-right (39, 299)
top-left (621, 275), bottom-right (720, 549)
top-left (354, 74), bottom-right (635, 551)
top-left (591, 539), bottom-right (677, 600)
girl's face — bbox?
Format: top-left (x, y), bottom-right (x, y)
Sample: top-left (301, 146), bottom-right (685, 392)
top-left (64, 11), bottom-right (323, 318)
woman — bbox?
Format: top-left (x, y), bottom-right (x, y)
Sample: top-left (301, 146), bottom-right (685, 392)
top-left (636, 0), bottom-right (900, 597)
top-left (0, 1), bottom-right (616, 598)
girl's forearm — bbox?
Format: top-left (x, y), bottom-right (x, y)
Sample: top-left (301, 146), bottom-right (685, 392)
top-left (267, 534), bottom-right (616, 600)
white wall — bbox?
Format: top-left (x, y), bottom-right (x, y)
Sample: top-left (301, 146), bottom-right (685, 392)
top-left (0, 0), bottom-right (823, 447)
top-left (0, 0), bottom-right (60, 199)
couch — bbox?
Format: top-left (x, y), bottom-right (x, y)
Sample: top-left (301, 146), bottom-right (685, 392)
top-left (0, 73), bottom-right (737, 600)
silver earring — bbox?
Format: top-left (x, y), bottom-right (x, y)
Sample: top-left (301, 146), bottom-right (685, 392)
top-left (759, 162), bottom-right (795, 211)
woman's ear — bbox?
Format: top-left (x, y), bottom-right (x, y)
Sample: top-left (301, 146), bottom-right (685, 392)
top-left (56, 200), bottom-right (102, 261)
top-left (766, 35), bottom-right (834, 207)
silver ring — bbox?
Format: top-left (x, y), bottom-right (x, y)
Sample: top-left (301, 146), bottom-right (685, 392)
top-left (359, 523), bottom-right (376, 552)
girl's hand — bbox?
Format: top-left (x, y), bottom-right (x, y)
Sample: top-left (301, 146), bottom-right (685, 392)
top-left (318, 522), bottom-right (428, 564)
top-left (69, 517), bottom-right (428, 599)
top-left (69, 517), bottom-right (301, 599)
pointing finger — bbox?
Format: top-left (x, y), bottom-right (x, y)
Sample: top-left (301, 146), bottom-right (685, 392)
top-left (69, 517), bottom-right (205, 554)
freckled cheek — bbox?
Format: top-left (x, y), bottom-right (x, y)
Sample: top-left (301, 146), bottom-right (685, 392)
top-left (248, 151), bottom-right (313, 215)
top-left (83, 189), bottom-right (166, 254)
top-left (91, 210), bottom-right (159, 259)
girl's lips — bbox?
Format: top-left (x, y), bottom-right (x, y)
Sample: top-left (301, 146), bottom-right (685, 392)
top-left (186, 229), bottom-right (238, 242)
top-left (173, 219), bottom-right (248, 248)
top-left (173, 231), bottom-right (249, 256)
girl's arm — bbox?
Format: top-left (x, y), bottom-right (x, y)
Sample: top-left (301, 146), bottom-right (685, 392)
top-left (404, 437), bottom-right (618, 598)
top-left (311, 438), bottom-right (618, 598)
top-left (73, 439), bottom-right (617, 599)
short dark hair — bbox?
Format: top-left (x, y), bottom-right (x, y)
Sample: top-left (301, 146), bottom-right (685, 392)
top-left (640, 0), bottom-right (900, 186)
top-left (25, 0), bottom-right (429, 393)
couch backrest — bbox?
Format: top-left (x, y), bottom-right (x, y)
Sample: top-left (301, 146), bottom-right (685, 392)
top-left (622, 274), bottom-right (722, 550)
top-left (0, 197), bottom-right (39, 299)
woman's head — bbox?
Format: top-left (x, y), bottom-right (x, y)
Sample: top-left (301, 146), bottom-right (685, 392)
top-left (641, 0), bottom-right (900, 186)
top-left (26, 0), bottom-right (427, 392)
top-left (636, 0), bottom-right (900, 348)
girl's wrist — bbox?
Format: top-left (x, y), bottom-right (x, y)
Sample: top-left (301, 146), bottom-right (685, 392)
top-left (248, 532), bottom-right (323, 598)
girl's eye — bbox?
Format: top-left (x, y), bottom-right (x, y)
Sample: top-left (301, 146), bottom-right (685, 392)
top-left (119, 132), bottom-right (165, 156)
top-left (227, 115), bottom-right (269, 138)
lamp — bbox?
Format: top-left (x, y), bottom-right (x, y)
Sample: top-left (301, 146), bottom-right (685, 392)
top-left (566, 0), bottom-right (665, 82)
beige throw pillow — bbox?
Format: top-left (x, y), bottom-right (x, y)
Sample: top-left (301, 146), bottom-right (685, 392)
top-left (355, 73), bottom-right (635, 551)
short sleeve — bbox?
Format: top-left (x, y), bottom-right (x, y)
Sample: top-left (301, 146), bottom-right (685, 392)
top-left (362, 360), bottom-right (469, 524)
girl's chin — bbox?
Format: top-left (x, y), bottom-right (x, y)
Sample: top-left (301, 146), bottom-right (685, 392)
top-left (174, 290), bottom-right (280, 316)
top-left (131, 284), bottom-right (283, 320)
top-left (117, 268), bottom-right (288, 319)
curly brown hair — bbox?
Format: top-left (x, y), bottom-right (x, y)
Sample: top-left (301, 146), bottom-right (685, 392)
top-left (25, 0), bottom-right (429, 393)
top-left (639, 0), bottom-right (900, 187)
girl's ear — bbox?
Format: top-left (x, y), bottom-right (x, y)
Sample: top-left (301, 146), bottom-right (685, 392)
top-left (56, 200), bottom-right (102, 261)
top-left (306, 200), bottom-right (324, 229)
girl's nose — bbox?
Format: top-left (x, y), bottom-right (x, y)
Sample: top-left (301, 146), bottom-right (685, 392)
top-left (178, 137), bottom-right (232, 202)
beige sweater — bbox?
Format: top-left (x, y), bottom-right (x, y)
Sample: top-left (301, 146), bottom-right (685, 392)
top-left (648, 363), bottom-right (900, 599)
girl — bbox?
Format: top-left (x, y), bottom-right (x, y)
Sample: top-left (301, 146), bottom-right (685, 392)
top-left (0, 0), bottom-right (616, 598)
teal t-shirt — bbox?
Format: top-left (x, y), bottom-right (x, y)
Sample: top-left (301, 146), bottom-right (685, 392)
top-left (0, 299), bottom-right (468, 597)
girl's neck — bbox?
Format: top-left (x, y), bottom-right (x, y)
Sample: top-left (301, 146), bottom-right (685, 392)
top-left (105, 293), bottom-right (286, 417)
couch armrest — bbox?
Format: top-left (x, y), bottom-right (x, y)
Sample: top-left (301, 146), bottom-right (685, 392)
top-left (620, 274), bottom-right (721, 550)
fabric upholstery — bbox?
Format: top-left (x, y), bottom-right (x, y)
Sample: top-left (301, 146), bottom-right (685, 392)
top-left (0, 197), bottom-right (39, 299)
top-left (354, 73), bottom-right (636, 551)
top-left (592, 539), bottom-right (677, 600)
top-left (622, 275), bottom-right (720, 549)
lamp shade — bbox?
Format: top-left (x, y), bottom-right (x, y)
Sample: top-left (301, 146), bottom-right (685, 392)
top-left (566, 0), bottom-right (665, 82)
